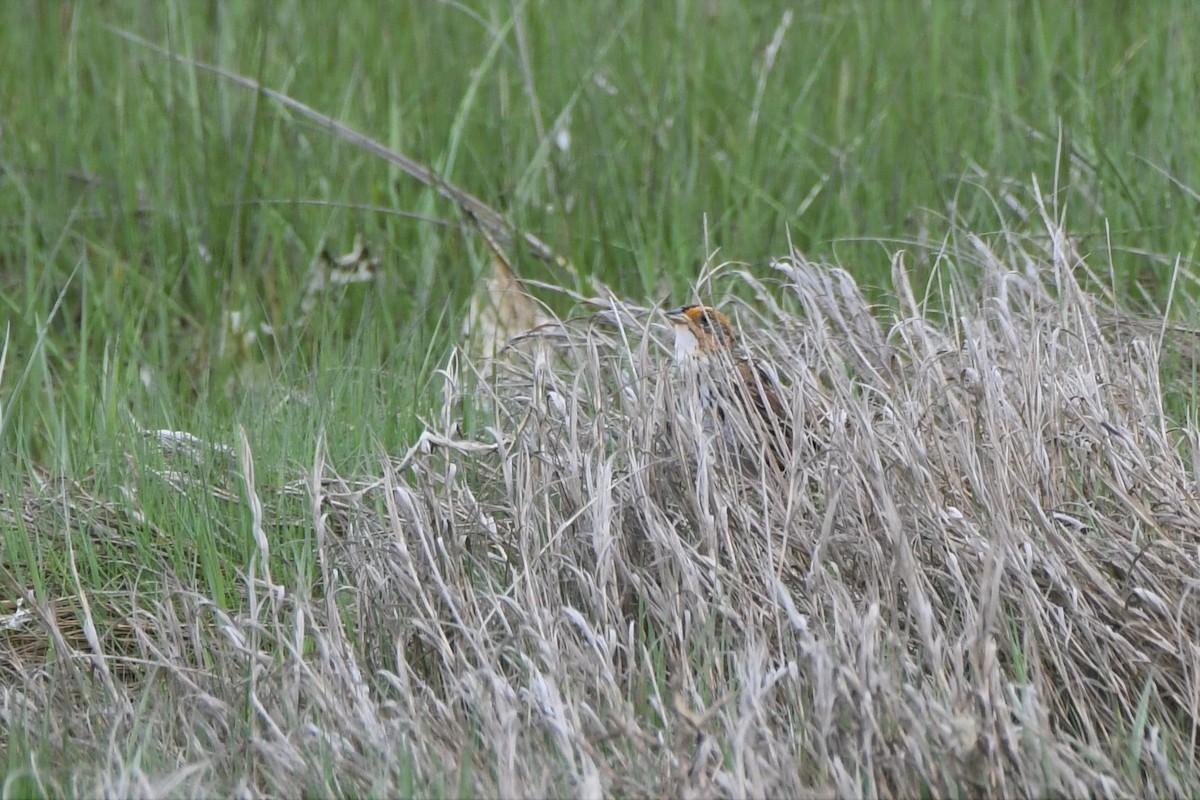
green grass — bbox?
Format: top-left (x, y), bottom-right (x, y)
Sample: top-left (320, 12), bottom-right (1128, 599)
top-left (2, 0), bottom-right (1198, 460)
top-left (4, 0), bottom-right (1200, 795)
top-left (3, 3), bottom-right (1198, 393)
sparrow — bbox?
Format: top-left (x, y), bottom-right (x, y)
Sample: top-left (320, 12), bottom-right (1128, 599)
top-left (664, 304), bottom-right (793, 461)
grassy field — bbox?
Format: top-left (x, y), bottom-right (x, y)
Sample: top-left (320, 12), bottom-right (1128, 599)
top-left (4, 0), bottom-right (1200, 796)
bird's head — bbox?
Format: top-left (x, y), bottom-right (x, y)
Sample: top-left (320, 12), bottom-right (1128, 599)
top-left (664, 305), bottom-right (736, 361)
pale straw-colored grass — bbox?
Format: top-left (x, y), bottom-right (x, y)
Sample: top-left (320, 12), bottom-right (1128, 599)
top-left (5, 191), bottom-right (1200, 798)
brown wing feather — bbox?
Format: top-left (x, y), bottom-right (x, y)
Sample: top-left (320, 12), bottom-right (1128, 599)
top-left (735, 359), bottom-right (793, 446)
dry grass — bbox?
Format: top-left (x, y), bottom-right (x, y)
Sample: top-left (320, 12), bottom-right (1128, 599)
top-left (6, 193), bottom-right (1200, 798)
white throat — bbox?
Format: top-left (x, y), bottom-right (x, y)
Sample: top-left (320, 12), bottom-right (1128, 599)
top-left (673, 325), bottom-right (702, 363)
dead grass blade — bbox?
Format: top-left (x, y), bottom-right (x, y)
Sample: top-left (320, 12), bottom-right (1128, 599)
top-left (9, 188), bottom-right (1200, 797)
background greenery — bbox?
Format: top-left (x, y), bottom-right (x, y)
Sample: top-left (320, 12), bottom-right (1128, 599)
top-left (4, 1), bottom-right (1200, 468)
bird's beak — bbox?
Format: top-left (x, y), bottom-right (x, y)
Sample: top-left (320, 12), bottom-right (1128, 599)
top-left (663, 307), bottom-right (689, 324)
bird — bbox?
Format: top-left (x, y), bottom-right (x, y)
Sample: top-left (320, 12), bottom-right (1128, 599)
top-left (663, 304), bottom-right (793, 463)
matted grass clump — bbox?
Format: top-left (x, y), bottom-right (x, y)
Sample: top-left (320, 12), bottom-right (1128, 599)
top-left (5, 199), bottom-right (1200, 797)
